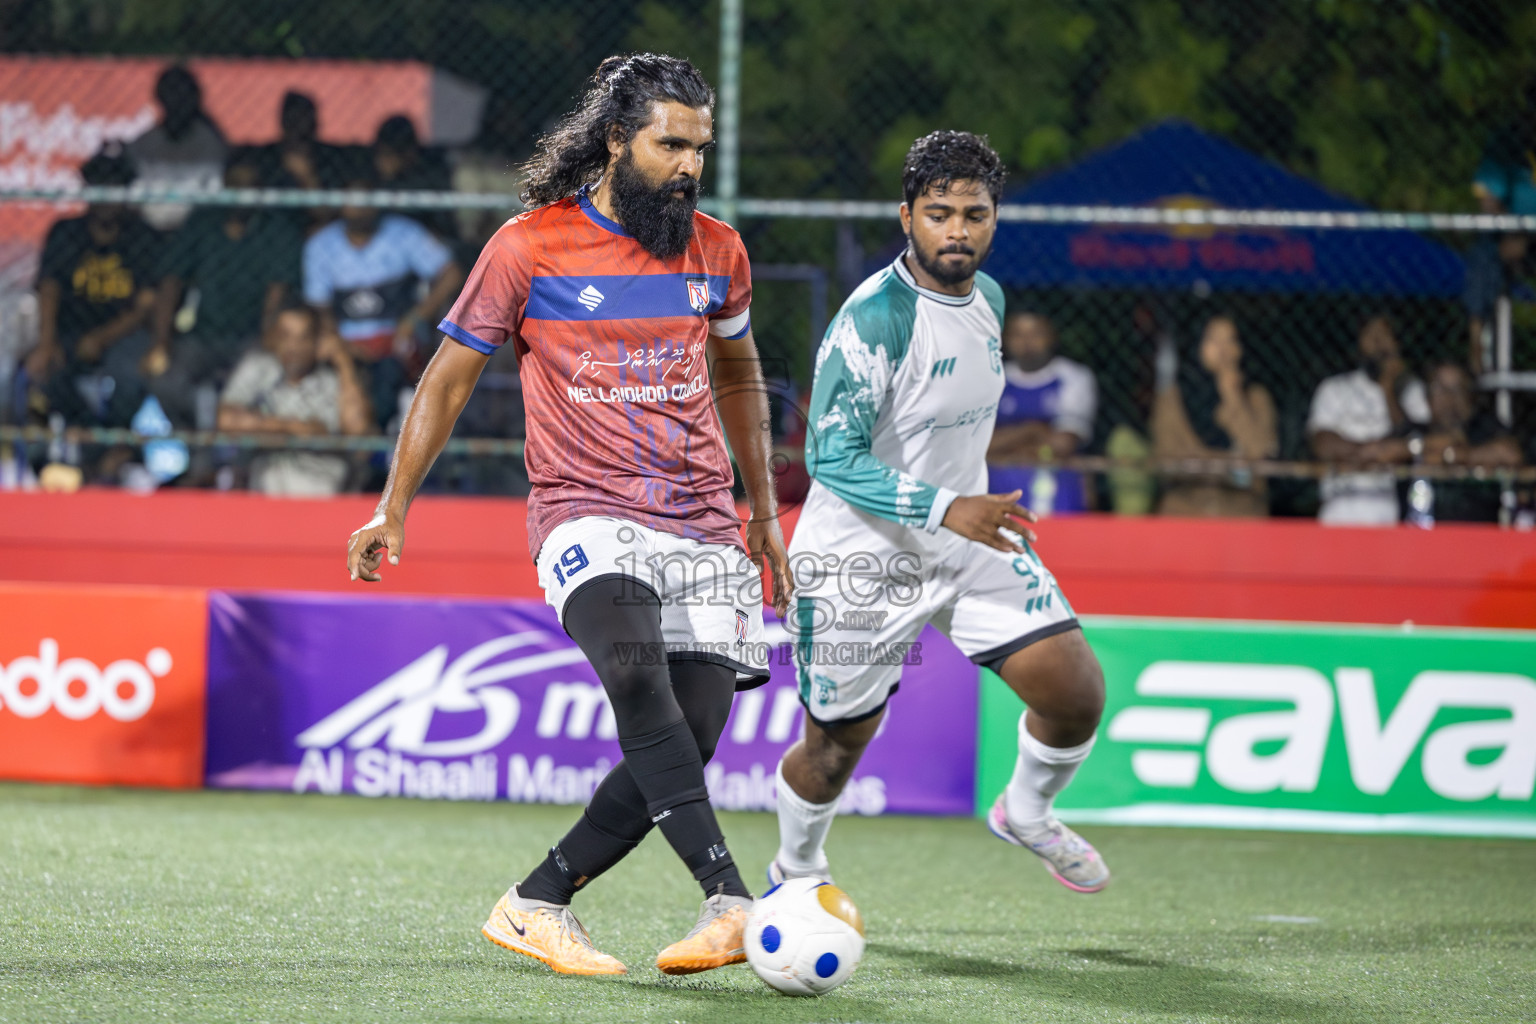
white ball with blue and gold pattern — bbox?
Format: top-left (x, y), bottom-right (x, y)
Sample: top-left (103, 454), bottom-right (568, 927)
top-left (745, 877), bottom-right (865, 995)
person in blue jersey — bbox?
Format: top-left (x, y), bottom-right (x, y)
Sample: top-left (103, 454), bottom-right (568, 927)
top-left (303, 165), bottom-right (463, 428)
top-left (987, 311), bottom-right (1097, 514)
top-left (770, 132), bottom-right (1110, 895)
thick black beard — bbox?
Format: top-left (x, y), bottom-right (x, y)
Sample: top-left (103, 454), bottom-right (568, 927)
top-left (1360, 357), bottom-right (1383, 382)
top-left (610, 150), bottom-right (699, 260)
top-left (907, 233), bottom-right (991, 287)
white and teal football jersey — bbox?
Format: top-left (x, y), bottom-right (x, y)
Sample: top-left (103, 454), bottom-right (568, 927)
top-left (788, 254), bottom-right (1078, 723)
top-left (793, 254), bottom-right (1007, 563)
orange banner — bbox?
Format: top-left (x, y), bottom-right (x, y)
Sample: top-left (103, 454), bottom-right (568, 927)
top-left (0, 582), bottom-right (207, 788)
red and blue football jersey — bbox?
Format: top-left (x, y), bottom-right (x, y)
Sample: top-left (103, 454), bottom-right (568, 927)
top-left (439, 186), bottom-right (752, 559)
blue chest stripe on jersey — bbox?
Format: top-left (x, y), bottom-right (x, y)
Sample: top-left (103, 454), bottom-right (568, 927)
top-left (525, 273), bottom-right (729, 322)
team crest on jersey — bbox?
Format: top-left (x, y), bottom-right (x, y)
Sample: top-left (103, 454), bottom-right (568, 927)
top-left (687, 277), bottom-right (710, 313)
top-left (987, 335), bottom-right (1003, 374)
top-left (734, 608), bottom-right (749, 646)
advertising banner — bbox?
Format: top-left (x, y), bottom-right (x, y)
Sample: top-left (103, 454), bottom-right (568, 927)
top-left (205, 592), bottom-right (976, 816)
top-left (0, 56), bottom-right (484, 275)
top-left (0, 582), bottom-right (208, 788)
top-left (977, 617), bottom-right (1536, 838)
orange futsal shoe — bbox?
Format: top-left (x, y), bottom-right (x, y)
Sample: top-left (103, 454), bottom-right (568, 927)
top-left (655, 890), bottom-right (753, 975)
top-left (481, 886), bottom-right (627, 976)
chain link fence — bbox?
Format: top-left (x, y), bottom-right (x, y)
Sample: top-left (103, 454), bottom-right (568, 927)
top-left (1, 0), bottom-right (1534, 523)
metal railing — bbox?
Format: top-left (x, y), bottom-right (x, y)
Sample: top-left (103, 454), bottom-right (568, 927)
top-left (4, 425), bottom-right (1531, 485)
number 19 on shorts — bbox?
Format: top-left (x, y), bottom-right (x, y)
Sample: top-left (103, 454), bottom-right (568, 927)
top-left (552, 544), bottom-right (588, 586)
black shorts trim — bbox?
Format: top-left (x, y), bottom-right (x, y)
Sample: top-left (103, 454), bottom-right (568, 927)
top-left (558, 572), bottom-right (660, 634)
top-left (667, 649), bottom-right (771, 692)
top-left (798, 681), bottom-right (901, 728)
top-left (971, 619), bottom-right (1081, 675)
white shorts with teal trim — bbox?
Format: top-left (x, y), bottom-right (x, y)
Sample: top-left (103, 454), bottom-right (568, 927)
top-left (789, 538), bottom-right (1077, 723)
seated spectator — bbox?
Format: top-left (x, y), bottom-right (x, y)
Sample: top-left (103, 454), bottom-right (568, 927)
top-left (1467, 81), bottom-right (1536, 373)
top-left (144, 147), bottom-right (304, 427)
top-left (374, 115), bottom-right (452, 192)
top-left (1151, 315), bottom-right (1277, 517)
top-left (258, 91), bottom-right (349, 231)
top-left (22, 144), bottom-right (161, 427)
top-left (1408, 362), bottom-right (1524, 523)
top-left (986, 311), bottom-right (1096, 514)
top-left (1308, 313), bottom-right (1430, 525)
top-left (124, 64), bottom-right (227, 234)
top-left (1101, 301), bottom-right (1178, 515)
top-left (303, 168), bottom-right (462, 427)
top-left (1471, 77), bottom-right (1536, 217)
top-left (259, 90), bottom-right (349, 190)
top-left (1463, 232), bottom-right (1533, 375)
top-left (218, 301), bottom-right (371, 496)
top-left (373, 114), bottom-right (457, 241)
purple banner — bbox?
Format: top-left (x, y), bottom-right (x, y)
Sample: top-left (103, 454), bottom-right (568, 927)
top-left (205, 591), bottom-right (977, 816)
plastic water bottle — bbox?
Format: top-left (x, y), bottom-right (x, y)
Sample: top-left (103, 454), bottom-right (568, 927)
top-left (46, 413), bottom-right (64, 464)
top-left (45, 412), bottom-right (77, 466)
top-left (0, 443), bottom-right (17, 490)
top-left (1154, 336), bottom-right (1178, 391)
top-left (1030, 467), bottom-right (1058, 519)
top-left (132, 395), bottom-right (189, 484)
top-left (1406, 477), bottom-right (1435, 529)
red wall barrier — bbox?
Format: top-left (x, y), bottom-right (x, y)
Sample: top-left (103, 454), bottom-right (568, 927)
top-left (2, 489), bottom-right (1533, 628)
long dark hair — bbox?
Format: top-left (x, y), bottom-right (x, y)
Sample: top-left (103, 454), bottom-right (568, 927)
top-left (520, 53), bottom-right (714, 208)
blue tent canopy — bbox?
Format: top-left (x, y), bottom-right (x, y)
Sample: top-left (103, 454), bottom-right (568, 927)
top-left (987, 120), bottom-right (1464, 297)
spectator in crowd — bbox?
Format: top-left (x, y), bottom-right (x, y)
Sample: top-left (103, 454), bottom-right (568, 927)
top-left (373, 114), bottom-right (452, 193)
top-left (1101, 301), bottom-right (1178, 515)
top-left (22, 145), bottom-right (160, 427)
top-left (372, 114), bottom-right (458, 241)
top-left (143, 147), bottom-right (304, 427)
top-left (125, 64), bottom-right (228, 233)
top-left (218, 301), bottom-right (370, 496)
top-left (303, 167), bottom-right (462, 427)
top-left (1463, 232), bottom-right (1534, 375)
top-left (1407, 361), bottom-right (1524, 523)
top-left (1467, 81), bottom-right (1536, 374)
top-left (259, 90), bottom-right (348, 192)
top-left (258, 90), bottom-right (349, 232)
top-left (1151, 314), bottom-right (1277, 517)
top-left (986, 311), bottom-right (1096, 514)
top-left (1472, 77), bottom-right (1536, 217)
top-left (1308, 313), bottom-right (1430, 525)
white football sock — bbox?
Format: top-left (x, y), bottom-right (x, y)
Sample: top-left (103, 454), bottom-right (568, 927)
top-left (1003, 713), bottom-right (1095, 836)
top-left (773, 759), bottom-right (838, 875)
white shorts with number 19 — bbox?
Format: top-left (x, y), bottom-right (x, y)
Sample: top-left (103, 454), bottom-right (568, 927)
top-left (536, 515), bottom-right (771, 689)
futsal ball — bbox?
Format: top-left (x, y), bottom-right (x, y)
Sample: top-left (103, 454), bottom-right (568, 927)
top-left (745, 877), bottom-right (865, 996)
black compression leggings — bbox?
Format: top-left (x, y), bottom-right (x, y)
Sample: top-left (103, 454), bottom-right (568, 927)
top-left (518, 577), bottom-right (746, 903)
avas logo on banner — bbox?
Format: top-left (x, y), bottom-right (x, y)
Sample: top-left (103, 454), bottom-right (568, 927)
top-left (0, 583), bottom-right (208, 790)
top-left (1108, 663), bottom-right (1536, 802)
top-left (977, 620), bottom-right (1536, 837)
top-left (0, 639), bottom-right (172, 722)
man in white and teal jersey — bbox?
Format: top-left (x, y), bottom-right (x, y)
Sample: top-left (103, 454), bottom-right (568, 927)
top-left (769, 131), bottom-right (1110, 894)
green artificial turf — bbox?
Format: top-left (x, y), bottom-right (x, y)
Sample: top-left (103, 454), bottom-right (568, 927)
top-left (1, 783), bottom-right (1532, 1023)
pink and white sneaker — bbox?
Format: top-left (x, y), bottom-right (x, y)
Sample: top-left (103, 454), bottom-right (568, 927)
top-left (987, 796), bottom-right (1110, 893)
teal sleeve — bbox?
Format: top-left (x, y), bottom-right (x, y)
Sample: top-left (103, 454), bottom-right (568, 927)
top-left (976, 271), bottom-right (1006, 331)
top-left (804, 296), bottom-right (957, 532)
